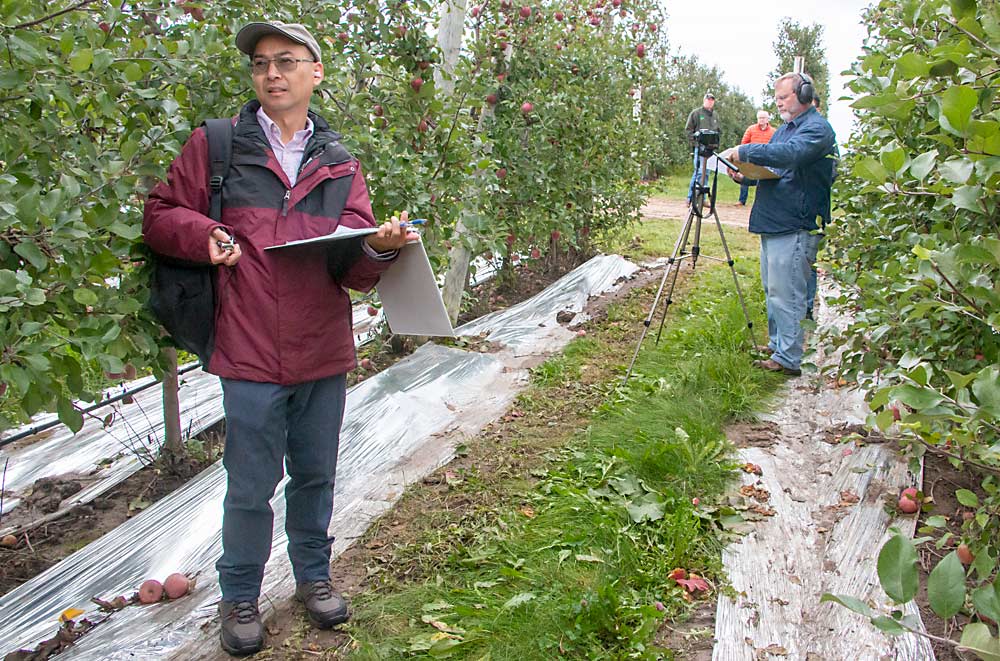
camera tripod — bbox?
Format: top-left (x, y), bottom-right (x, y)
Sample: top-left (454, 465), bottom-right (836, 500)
top-left (624, 150), bottom-right (759, 383)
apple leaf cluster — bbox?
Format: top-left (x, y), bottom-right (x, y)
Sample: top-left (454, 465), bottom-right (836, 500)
top-left (760, 17), bottom-right (830, 112)
top-left (824, 0), bottom-right (1000, 650)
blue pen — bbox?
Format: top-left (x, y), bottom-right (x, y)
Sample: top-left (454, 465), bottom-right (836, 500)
top-left (402, 218), bottom-right (427, 227)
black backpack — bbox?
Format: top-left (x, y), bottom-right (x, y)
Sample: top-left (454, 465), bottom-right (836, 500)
top-left (148, 118), bottom-right (233, 366)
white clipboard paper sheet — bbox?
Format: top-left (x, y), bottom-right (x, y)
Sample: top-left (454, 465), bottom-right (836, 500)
top-left (265, 228), bottom-right (455, 338)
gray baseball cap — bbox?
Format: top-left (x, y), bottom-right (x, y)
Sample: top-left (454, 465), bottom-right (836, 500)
top-left (236, 21), bottom-right (322, 62)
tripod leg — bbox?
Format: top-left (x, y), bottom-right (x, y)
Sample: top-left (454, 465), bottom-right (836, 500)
top-left (623, 210), bottom-right (694, 383)
top-left (710, 209), bottom-right (760, 348)
top-left (654, 206), bottom-right (700, 344)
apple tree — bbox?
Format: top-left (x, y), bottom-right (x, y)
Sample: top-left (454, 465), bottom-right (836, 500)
top-left (824, 0), bottom-right (1000, 650)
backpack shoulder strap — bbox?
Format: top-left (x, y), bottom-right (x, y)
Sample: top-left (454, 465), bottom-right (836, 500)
top-left (202, 118), bottom-right (234, 222)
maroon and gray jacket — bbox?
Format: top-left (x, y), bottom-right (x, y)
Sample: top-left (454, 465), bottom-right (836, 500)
top-left (143, 101), bottom-right (392, 384)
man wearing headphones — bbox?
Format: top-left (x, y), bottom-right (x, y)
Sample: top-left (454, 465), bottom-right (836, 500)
top-left (720, 72), bottom-right (836, 376)
top-left (144, 20), bottom-right (414, 656)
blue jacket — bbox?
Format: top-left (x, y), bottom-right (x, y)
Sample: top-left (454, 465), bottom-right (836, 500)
top-left (739, 106), bottom-right (836, 234)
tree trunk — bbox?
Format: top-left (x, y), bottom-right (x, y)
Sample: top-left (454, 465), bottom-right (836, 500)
top-left (160, 347), bottom-right (184, 465)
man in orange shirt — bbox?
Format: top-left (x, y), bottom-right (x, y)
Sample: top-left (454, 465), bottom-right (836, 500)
top-left (738, 110), bottom-right (775, 205)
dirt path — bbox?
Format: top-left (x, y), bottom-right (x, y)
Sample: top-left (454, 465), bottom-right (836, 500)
top-left (640, 196), bottom-right (751, 230)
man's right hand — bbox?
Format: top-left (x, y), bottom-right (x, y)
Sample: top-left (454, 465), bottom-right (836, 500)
top-left (209, 228), bottom-right (241, 266)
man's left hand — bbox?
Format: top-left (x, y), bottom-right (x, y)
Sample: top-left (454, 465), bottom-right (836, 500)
top-left (720, 147), bottom-right (740, 164)
top-left (366, 210), bottom-right (419, 253)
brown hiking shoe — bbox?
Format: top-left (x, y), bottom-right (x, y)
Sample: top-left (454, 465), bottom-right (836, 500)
top-left (753, 358), bottom-right (801, 377)
top-left (219, 600), bottom-right (264, 656)
top-left (295, 580), bottom-right (349, 629)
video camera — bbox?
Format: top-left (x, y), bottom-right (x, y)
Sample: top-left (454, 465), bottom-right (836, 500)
top-left (693, 129), bottom-right (720, 153)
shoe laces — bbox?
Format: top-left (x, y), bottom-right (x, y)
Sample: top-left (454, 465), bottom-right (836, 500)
top-left (231, 601), bottom-right (258, 624)
top-left (309, 580), bottom-right (334, 600)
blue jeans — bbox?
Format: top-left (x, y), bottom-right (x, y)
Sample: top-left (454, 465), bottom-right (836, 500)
top-left (216, 374), bottom-right (346, 602)
top-left (805, 233), bottom-right (824, 318)
top-left (739, 181), bottom-right (750, 204)
top-left (687, 151), bottom-right (705, 203)
top-left (759, 230), bottom-right (820, 371)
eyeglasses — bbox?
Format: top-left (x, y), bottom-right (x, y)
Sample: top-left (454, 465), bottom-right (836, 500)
top-left (249, 57), bottom-right (315, 75)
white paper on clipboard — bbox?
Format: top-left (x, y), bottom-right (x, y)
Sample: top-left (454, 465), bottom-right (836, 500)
top-left (265, 230), bottom-right (455, 338)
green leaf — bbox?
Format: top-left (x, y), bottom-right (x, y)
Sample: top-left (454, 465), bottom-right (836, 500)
top-left (69, 48), bottom-right (94, 73)
top-left (13, 241), bottom-right (48, 271)
top-left (973, 367), bottom-right (1000, 415)
top-left (501, 592), bottom-right (535, 610)
top-left (952, 185), bottom-right (984, 213)
top-left (73, 288), bottom-right (99, 306)
top-left (973, 582), bottom-right (1000, 623)
top-left (892, 384), bottom-right (945, 409)
top-left (626, 492), bottom-right (665, 523)
top-left (950, 0), bottom-right (978, 20)
top-left (878, 534), bottom-right (919, 604)
top-left (57, 397), bottom-right (84, 434)
top-left (927, 552), bottom-right (967, 618)
top-left (908, 149), bottom-right (937, 180)
top-left (870, 615), bottom-right (907, 635)
top-left (940, 157), bottom-right (974, 184)
top-left (941, 85), bottom-right (979, 135)
top-left (881, 147), bottom-right (906, 174)
top-left (956, 489), bottom-right (980, 508)
top-left (896, 52), bottom-right (930, 78)
top-left (959, 622), bottom-right (1000, 661)
top-left (820, 593), bottom-right (871, 616)
top-left (854, 158), bottom-right (888, 184)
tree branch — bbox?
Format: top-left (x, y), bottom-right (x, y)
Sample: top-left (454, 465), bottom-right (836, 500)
top-left (7, 0), bottom-right (101, 30)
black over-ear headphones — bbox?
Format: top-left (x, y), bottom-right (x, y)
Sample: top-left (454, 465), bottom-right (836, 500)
top-left (795, 72), bottom-right (815, 105)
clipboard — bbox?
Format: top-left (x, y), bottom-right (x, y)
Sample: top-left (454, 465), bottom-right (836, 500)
top-left (706, 154), bottom-right (780, 180)
top-left (265, 228), bottom-right (456, 337)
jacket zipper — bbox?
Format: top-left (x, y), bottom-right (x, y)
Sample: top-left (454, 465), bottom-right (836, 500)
top-left (280, 189), bottom-right (290, 217)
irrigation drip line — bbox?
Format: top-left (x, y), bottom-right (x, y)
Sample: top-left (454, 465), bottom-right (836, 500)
top-left (0, 362), bottom-right (203, 450)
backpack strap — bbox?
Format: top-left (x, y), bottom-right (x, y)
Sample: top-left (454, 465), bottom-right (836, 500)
top-left (202, 118), bottom-right (234, 221)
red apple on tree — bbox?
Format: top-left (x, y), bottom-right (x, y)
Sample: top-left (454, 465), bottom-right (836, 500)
top-left (520, 101), bottom-right (533, 114)
top-left (418, 60), bottom-right (430, 70)
top-left (337, 32), bottom-right (349, 42)
top-left (530, 247), bottom-right (541, 259)
top-left (554, 10), bottom-right (564, 20)
top-left (99, 21), bottom-right (111, 33)
top-left (471, 5), bottom-right (481, 17)
top-left (636, 43), bottom-right (646, 58)
top-left (410, 77), bottom-right (424, 92)
top-left (496, 167), bottom-right (507, 179)
top-left (520, 5), bottom-right (531, 18)
top-left (373, 104), bottom-right (384, 117)
top-left (486, 93), bottom-right (498, 105)
top-left (551, 230), bottom-right (561, 241)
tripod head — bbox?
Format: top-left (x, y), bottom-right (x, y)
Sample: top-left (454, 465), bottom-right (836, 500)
top-left (692, 129), bottom-right (721, 157)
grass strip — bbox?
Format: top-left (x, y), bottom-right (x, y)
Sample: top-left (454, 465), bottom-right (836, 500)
top-left (342, 221), bottom-right (781, 660)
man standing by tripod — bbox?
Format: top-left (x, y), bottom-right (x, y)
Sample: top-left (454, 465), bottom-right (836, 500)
top-left (721, 72), bottom-right (835, 376)
top-left (685, 92), bottom-right (721, 206)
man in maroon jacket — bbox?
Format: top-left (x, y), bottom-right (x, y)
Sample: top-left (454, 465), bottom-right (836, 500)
top-left (143, 21), bottom-right (413, 656)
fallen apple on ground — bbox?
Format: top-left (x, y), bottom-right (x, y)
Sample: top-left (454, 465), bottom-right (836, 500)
top-left (897, 487), bottom-right (920, 514)
top-left (164, 573), bottom-right (191, 599)
top-left (138, 579), bottom-right (164, 604)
